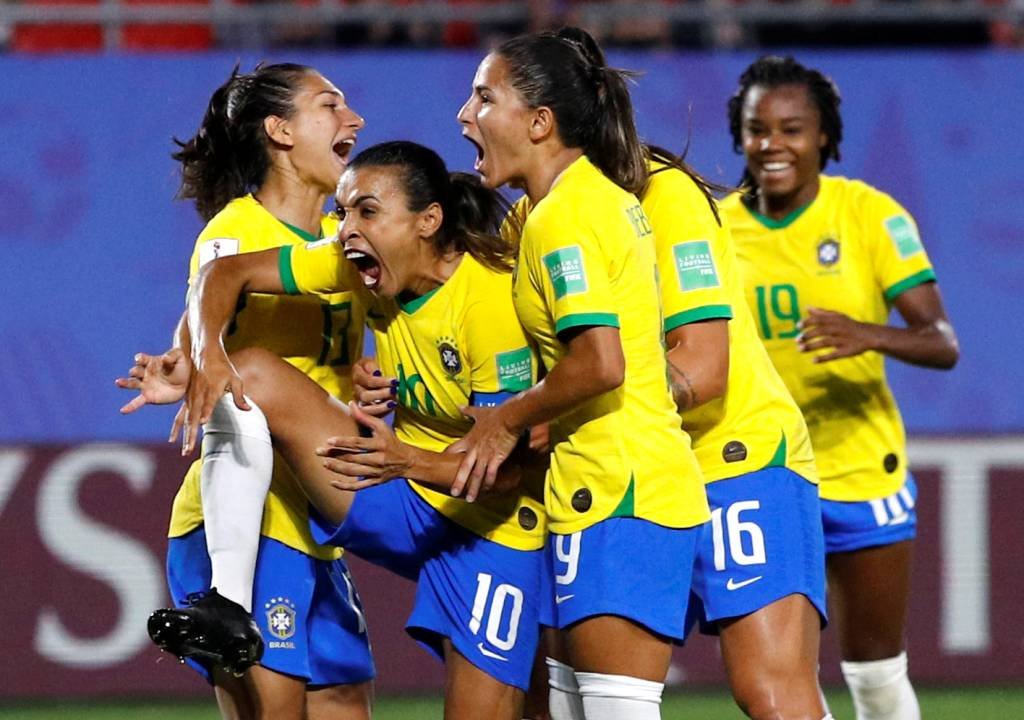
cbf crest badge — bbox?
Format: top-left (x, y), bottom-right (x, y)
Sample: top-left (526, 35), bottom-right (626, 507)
top-left (265, 597), bottom-right (297, 641)
top-left (437, 336), bottom-right (462, 376)
top-left (817, 237), bottom-right (840, 267)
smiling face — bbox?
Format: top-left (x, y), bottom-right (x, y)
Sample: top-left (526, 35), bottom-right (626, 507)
top-left (740, 82), bottom-right (827, 213)
top-left (275, 72), bottom-right (365, 194)
top-left (457, 53), bottom-right (535, 190)
top-left (335, 165), bottom-right (439, 298)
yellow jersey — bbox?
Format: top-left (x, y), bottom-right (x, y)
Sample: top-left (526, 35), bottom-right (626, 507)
top-left (645, 163), bottom-right (817, 485)
top-left (168, 195), bottom-right (365, 561)
top-left (510, 155), bottom-right (709, 535)
top-left (283, 239), bottom-right (547, 551)
top-left (723, 175), bottom-right (937, 501)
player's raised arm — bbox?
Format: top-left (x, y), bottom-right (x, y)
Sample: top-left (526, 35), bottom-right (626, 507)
top-left (180, 248), bottom-right (283, 453)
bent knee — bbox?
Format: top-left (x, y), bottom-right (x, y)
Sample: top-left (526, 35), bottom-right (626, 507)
top-left (229, 346), bottom-right (280, 387)
top-left (731, 673), bottom-right (822, 720)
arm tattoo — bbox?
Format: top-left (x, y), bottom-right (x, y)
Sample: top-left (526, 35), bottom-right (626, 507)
top-left (667, 356), bottom-right (697, 410)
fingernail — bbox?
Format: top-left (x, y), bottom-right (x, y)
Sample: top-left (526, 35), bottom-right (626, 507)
top-left (390, 379), bottom-right (399, 388)
top-left (390, 387), bottom-right (397, 396)
top-left (373, 370), bottom-right (382, 377)
top-left (388, 401), bottom-right (397, 408)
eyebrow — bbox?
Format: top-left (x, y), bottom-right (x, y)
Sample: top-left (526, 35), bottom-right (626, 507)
top-left (474, 84), bottom-right (492, 94)
top-left (317, 89), bottom-right (343, 100)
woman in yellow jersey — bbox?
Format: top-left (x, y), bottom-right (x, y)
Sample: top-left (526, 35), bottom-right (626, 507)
top-left (455, 28), bottom-right (709, 720)
top-left (644, 146), bottom-right (829, 720)
top-left (116, 63), bottom-right (374, 719)
top-left (137, 141), bottom-right (548, 720)
top-left (722, 56), bottom-right (959, 720)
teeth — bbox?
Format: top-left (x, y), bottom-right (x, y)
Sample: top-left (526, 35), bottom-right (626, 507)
top-left (345, 250), bottom-right (367, 260)
top-left (763, 162), bottom-right (790, 171)
top-left (362, 275), bottom-right (376, 287)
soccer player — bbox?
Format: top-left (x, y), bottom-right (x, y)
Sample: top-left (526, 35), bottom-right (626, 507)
top-left (722, 56), bottom-right (959, 720)
top-left (644, 145), bottom-right (829, 720)
top-left (455, 28), bottom-right (710, 720)
top-left (117, 63), bottom-right (374, 719)
top-left (138, 141), bottom-right (548, 720)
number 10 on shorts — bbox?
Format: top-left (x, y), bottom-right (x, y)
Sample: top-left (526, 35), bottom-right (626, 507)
top-left (469, 573), bottom-right (524, 651)
top-left (710, 501), bottom-right (767, 571)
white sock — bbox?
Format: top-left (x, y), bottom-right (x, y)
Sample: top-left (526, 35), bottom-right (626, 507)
top-left (841, 652), bottom-right (920, 720)
top-left (823, 715), bottom-right (835, 720)
top-left (200, 395), bottom-right (273, 613)
top-left (576, 671), bottom-right (664, 720)
top-left (546, 657), bottom-right (585, 720)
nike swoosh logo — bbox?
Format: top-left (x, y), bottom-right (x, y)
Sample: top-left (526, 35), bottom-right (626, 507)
top-left (726, 576), bottom-right (763, 591)
top-left (477, 642), bottom-right (508, 661)
top-left (555, 594), bottom-right (575, 604)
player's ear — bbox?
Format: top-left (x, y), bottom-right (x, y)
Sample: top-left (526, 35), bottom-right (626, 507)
top-left (264, 115), bottom-right (294, 148)
top-left (418, 202), bottom-right (443, 238)
top-left (528, 106), bottom-right (555, 143)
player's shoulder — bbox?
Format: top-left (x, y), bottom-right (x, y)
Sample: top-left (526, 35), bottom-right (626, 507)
top-left (198, 195), bottom-right (265, 239)
top-left (822, 175), bottom-right (896, 209)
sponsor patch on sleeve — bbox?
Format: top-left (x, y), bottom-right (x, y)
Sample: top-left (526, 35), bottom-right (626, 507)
top-left (496, 346), bottom-right (533, 392)
top-left (884, 215), bottom-right (923, 259)
top-left (673, 240), bottom-right (720, 290)
top-left (543, 246), bottom-right (588, 299)
top-left (197, 237), bottom-right (240, 267)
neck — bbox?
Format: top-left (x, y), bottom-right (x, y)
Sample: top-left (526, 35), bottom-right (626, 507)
top-left (524, 146), bottom-right (585, 206)
top-left (405, 247), bottom-right (464, 298)
top-left (254, 168), bottom-right (329, 237)
top-left (756, 175), bottom-right (821, 221)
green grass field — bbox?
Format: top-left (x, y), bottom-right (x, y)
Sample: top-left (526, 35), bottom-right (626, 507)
top-left (3, 687), bottom-right (1023, 719)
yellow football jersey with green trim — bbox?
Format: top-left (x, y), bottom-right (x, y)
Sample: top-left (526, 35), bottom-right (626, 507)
top-left (511, 155), bottom-right (709, 535)
top-left (723, 175), bottom-right (937, 501)
top-left (284, 240), bottom-right (547, 551)
top-left (168, 195), bottom-right (365, 561)
top-left (645, 163), bottom-right (817, 485)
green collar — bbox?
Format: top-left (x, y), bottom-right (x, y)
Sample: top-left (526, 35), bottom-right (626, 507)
top-left (281, 220), bottom-right (322, 243)
top-left (747, 201), bottom-right (812, 230)
top-left (398, 285), bottom-right (441, 314)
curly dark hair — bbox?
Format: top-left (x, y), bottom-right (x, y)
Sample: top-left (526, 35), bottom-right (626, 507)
top-left (727, 56), bottom-right (843, 192)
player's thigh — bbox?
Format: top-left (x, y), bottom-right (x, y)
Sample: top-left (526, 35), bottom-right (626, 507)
top-left (827, 539), bottom-right (914, 660)
top-left (229, 346), bottom-right (355, 524)
top-left (212, 665), bottom-right (306, 720)
top-left (549, 517), bottom-right (699, 681)
top-left (443, 638), bottom-right (525, 720)
top-left (565, 614), bottom-right (673, 681)
top-left (306, 680), bottom-right (374, 720)
top-left (718, 593), bottom-right (824, 715)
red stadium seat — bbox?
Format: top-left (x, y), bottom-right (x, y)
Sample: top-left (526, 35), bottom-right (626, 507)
top-left (121, 0), bottom-right (214, 50)
top-left (11, 0), bottom-right (104, 52)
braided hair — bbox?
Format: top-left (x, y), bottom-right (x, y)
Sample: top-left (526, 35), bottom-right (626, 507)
top-left (727, 56), bottom-right (843, 193)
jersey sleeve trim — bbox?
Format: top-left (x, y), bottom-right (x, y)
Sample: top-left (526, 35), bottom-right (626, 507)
top-left (554, 312), bottom-right (620, 335)
top-left (883, 268), bottom-right (937, 302)
top-left (663, 304), bottom-right (733, 333)
top-left (279, 246), bottom-right (300, 295)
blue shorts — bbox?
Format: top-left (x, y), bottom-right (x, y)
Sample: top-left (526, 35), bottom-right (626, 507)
top-left (684, 467), bottom-right (827, 637)
top-left (310, 480), bottom-right (542, 691)
top-left (166, 528), bottom-right (375, 686)
top-left (540, 517), bottom-right (701, 642)
top-left (821, 474), bottom-right (918, 554)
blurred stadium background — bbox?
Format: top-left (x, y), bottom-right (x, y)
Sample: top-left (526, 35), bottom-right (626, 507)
top-left (1, 0), bottom-right (1023, 716)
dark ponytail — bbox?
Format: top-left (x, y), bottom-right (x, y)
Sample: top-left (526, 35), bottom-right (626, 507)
top-left (173, 62), bottom-right (314, 221)
top-left (727, 56), bottom-right (843, 196)
top-left (495, 27), bottom-right (648, 195)
top-left (348, 141), bottom-right (516, 272)
top-left (644, 144), bottom-right (734, 226)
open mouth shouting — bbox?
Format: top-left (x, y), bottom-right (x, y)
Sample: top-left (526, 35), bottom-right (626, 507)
top-left (333, 136), bottom-right (357, 170)
top-left (344, 244), bottom-right (382, 291)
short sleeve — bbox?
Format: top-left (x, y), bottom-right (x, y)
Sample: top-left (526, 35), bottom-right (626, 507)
top-left (524, 208), bottom-right (621, 337)
top-left (863, 189), bottom-right (936, 302)
top-left (646, 170), bottom-right (734, 333)
top-left (279, 238), bottom-right (354, 296)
